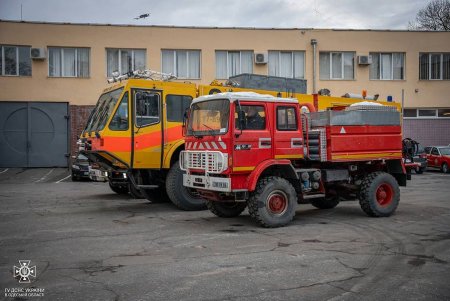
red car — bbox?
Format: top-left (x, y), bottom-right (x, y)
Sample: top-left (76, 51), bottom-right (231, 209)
top-left (424, 146), bottom-right (450, 173)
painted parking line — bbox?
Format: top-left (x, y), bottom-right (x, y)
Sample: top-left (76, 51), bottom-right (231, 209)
top-left (34, 168), bottom-right (55, 183)
top-left (0, 168), bottom-right (9, 174)
top-left (55, 175), bottom-right (72, 183)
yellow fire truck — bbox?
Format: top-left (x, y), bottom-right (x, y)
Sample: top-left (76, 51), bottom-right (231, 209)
top-left (80, 70), bottom-right (400, 211)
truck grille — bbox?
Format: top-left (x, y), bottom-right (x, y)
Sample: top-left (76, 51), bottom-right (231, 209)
top-left (180, 151), bottom-right (228, 173)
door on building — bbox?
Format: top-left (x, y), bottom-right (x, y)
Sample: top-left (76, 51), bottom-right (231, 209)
top-left (0, 102), bottom-right (69, 168)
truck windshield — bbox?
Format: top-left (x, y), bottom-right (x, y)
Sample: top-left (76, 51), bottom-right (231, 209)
top-left (187, 99), bottom-right (230, 136)
top-left (86, 88), bottom-right (124, 133)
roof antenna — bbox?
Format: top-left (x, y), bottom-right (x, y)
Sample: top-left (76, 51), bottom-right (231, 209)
top-left (21, 4), bottom-right (23, 21)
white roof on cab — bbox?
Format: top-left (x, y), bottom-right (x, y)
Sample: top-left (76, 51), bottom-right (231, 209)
top-left (192, 92), bottom-right (298, 104)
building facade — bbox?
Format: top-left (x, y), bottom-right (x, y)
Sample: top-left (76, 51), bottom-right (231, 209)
top-left (0, 20), bottom-right (449, 166)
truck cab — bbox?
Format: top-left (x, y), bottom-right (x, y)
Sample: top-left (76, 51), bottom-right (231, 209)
top-left (181, 92), bottom-right (407, 227)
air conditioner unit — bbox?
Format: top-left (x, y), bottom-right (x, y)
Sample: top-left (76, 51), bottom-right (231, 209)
top-left (358, 55), bottom-right (372, 65)
top-left (30, 48), bottom-right (46, 60)
top-left (254, 52), bottom-right (268, 64)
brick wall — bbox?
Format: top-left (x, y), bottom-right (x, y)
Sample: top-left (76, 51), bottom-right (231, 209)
top-left (70, 105), bottom-right (95, 156)
top-left (403, 119), bottom-right (450, 146)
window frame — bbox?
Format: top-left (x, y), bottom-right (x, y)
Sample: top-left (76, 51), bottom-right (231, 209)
top-left (48, 47), bottom-right (90, 78)
top-left (161, 49), bottom-right (201, 79)
top-left (268, 50), bottom-right (305, 79)
top-left (215, 50), bottom-right (254, 79)
top-left (106, 48), bottom-right (146, 77)
top-left (402, 108), bottom-right (450, 119)
top-left (276, 106), bottom-right (298, 131)
top-left (369, 52), bottom-right (405, 80)
top-left (109, 91), bottom-right (129, 131)
top-left (320, 51), bottom-right (355, 80)
top-left (419, 52), bottom-right (450, 81)
top-left (133, 89), bottom-right (161, 128)
top-left (165, 94), bottom-right (193, 123)
top-left (0, 45), bottom-right (32, 77)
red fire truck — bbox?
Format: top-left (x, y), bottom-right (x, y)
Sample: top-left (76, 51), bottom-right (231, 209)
top-left (180, 92), bottom-right (407, 227)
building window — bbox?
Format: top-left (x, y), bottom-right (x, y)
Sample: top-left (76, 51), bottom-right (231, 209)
top-left (403, 108), bottom-right (450, 119)
top-left (162, 50), bottom-right (200, 79)
top-left (0, 45), bottom-right (31, 76)
top-left (268, 51), bottom-right (305, 79)
top-left (106, 48), bottom-right (146, 77)
top-left (49, 47), bottom-right (90, 77)
top-left (370, 53), bottom-right (405, 80)
top-left (319, 52), bottom-right (355, 80)
top-left (215, 50), bottom-right (253, 79)
top-left (403, 109), bottom-right (417, 118)
top-left (419, 53), bottom-right (450, 80)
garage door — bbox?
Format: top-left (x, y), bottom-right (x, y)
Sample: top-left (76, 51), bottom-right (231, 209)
top-left (0, 102), bottom-right (69, 167)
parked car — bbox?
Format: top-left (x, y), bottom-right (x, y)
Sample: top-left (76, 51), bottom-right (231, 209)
top-left (424, 146), bottom-right (450, 173)
top-left (71, 153), bottom-right (90, 181)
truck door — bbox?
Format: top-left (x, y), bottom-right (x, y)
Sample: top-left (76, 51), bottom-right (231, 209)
top-left (428, 147), bottom-right (439, 167)
top-left (233, 102), bottom-right (272, 172)
top-left (273, 105), bottom-right (304, 160)
top-left (132, 89), bottom-right (163, 169)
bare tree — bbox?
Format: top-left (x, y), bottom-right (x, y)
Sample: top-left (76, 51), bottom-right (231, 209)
top-left (409, 0), bottom-right (450, 30)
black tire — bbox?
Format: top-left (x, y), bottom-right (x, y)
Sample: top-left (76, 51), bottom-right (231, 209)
top-left (140, 187), bottom-right (170, 203)
top-left (442, 163), bottom-right (449, 174)
top-left (206, 201), bottom-right (247, 218)
top-left (247, 176), bottom-right (297, 228)
top-left (310, 195), bottom-right (339, 209)
top-left (209, 88), bottom-right (222, 95)
top-left (71, 174), bottom-right (79, 181)
top-left (166, 161), bottom-right (206, 211)
top-left (128, 183), bottom-right (144, 199)
top-left (108, 181), bottom-right (128, 195)
top-left (358, 172), bottom-right (400, 217)
top-left (414, 166), bottom-right (425, 174)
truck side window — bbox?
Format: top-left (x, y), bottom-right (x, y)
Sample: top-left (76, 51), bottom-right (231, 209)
top-left (135, 91), bottom-right (160, 127)
top-left (277, 106), bottom-right (297, 130)
top-left (166, 95), bottom-right (192, 122)
top-left (431, 148), bottom-right (439, 155)
top-left (236, 105), bottom-right (266, 130)
top-left (109, 92), bottom-right (129, 131)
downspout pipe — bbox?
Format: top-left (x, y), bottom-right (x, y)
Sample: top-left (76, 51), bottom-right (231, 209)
top-left (310, 39), bottom-right (317, 94)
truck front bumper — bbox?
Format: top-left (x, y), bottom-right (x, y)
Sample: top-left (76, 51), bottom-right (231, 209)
top-left (183, 174), bottom-right (231, 193)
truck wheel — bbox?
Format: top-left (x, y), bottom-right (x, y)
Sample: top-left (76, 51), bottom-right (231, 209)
top-left (166, 161), bottom-right (206, 211)
top-left (442, 163), bottom-right (449, 174)
top-left (310, 195), bottom-right (339, 209)
top-left (206, 201), bottom-right (247, 218)
top-left (248, 176), bottom-right (297, 228)
top-left (128, 183), bottom-right (144, 199)
top-left (141, 187), bottom-right (170, 203)
top-left (108, 181), bottom-right (128, 195)
top-left (358, 172), bottom-right (400, 217)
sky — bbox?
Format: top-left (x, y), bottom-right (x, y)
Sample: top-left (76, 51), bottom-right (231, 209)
top-left (0, 0), bottom-right (429, 29)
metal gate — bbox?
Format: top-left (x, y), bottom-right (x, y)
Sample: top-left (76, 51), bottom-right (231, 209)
top-left (0, 102), bottom-right (69, 167)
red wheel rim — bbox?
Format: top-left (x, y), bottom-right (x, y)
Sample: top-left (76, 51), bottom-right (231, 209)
top-left (376, 183), bottom-right (393, 207)
top-left (267, 191), bottom-right (288, 215)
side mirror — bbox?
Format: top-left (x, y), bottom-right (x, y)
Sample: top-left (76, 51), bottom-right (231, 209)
top-left (182, 108), bottom-right (190, 137)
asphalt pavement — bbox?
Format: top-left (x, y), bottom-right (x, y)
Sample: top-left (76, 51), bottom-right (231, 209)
top-left (0, 168), bottom-right (449, 300)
